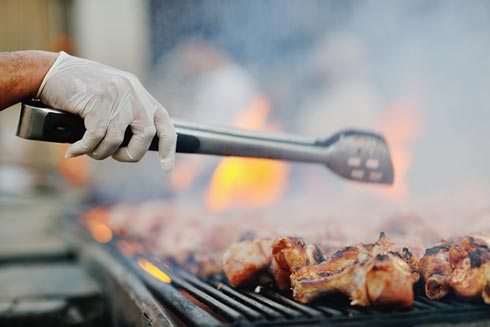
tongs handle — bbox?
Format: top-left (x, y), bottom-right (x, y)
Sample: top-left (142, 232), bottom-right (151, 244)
top-left (17, 101), bottom-right (327, 163)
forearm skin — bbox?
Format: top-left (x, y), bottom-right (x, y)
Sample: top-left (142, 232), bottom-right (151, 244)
top-left (0, 50), bottom-right (57, 110)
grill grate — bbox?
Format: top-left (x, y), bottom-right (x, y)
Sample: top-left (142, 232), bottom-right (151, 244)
top-left (103, 240), bottom-right (490, 327)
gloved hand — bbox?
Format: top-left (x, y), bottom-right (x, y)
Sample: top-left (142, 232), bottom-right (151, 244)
top-left (36, 51), bottom-right (176, 170)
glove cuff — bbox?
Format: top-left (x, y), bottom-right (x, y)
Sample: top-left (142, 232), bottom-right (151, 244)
top-left (35, 51), bottom-right (69, 99)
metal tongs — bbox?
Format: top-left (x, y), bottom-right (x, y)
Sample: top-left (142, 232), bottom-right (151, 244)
top-left (17, 100), bottom-right (394, 184)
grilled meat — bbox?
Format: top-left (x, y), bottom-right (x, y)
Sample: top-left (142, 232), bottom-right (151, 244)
top-left (270, 237), bottom-right (325, 290)
top-left (306, 243), bottom-right (326, 265)
top-left (419, 243), bottom-right (453, 300)
top-left (290, 233), bottom-right (417, 306)
top-left (291, 254), bottom-right (414, 307)
top-left (419, 236), bottom-right (490, 302)
top-left (222, 238), bottom-right (273, 287)
top-left (448, 237), bottom-right (490, 301)
top-left (292, 232), bottom-right (417, 281)
top-left (390, 247), bottom-right (420, 283)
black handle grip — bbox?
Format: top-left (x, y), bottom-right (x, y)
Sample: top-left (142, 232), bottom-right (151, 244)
top-left (43, 111), bottom-right (201, 153)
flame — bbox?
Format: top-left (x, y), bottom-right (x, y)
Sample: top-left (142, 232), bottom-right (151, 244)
top-left (378, 101), bottom-right (423, 200)
top-left (137, 258), bottom-right (172, 283)
top-left (205, 96), bottom-right (290, 212)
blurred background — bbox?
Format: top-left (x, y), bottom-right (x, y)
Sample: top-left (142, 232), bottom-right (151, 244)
top-left (1, 0), bottom-right (490, 237)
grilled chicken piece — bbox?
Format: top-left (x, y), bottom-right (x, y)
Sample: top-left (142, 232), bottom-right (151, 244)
top-left (271, 237), bottom-right (308, 290)
top-left (292, 232), bottom-right (398, 281)
top-left (306, 244), bottom-right (326, 265)
top-left (222, 238), bottom-right (273, 287)
top-left (290, 233), bottom-right (417, 306)
top-left (420, 236), bottom-right (490, 302)
top-left (291, 254), bottom-right (414, 307)
top-left (419, 243), bottom-right (452, 300)
top-left (448, 237), bottom-right (490, 301)
top-left (270, 237), bottom-right (326, 290)
top-left (390, 247), bottom-right (420, 283)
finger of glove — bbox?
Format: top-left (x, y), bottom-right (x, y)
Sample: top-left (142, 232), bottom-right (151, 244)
top-left (112, 123), bottom-right (156, 162)
top-left (155, 106), bottom-right (177, 171)
top-left (89, 121), bottom-right (127, 160)
top-left (65, 108), bottom-right (107, 158)
top-left (65, 127), bottom-right (106, 158)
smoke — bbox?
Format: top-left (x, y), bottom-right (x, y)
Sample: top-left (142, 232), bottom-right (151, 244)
top-left (341, 1), bottom-right (490, 202)
top-left (93, 1), bottom-right (490, 234)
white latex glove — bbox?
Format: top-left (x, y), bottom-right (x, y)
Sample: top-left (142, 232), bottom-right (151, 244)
top-left (36, 51), bottom-right (176, 170)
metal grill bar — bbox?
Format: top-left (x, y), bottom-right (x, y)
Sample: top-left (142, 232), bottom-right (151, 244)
top-left (260, 290), bottom-right (326, 318)
top-left (108, 246), bottom-right (221, 327)
top-left (210, 282), bottom-right (284, 320)
top-left (177, 270), bottom-right (266, 321)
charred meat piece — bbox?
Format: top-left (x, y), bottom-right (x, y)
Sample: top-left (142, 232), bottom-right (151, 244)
top-left (222, 238), bottom-right (273, 287)
top-left (271, 237), bottom-right (308, 290)
top-left (293, 232), bottom-right (397, 281)
top-left (270, 237), bottom-right (326, 290)
top-left (420, 236), bottom-right (490, 302)
top-left (290, 233), bottom-right (416, 306)
top-left (291, 254), bottom-right (414, 307)
top-left (306, 243), bottom-right (326, 265)
top-left (419, 243), bottom-right (452, 300)
top-left (448, 237), bottom-right (490, 301)
top-left (390, 247), bottom-right (420, 283)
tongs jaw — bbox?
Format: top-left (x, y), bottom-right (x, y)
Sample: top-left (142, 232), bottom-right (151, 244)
top-left (319, 130), bottom-right (394, 184)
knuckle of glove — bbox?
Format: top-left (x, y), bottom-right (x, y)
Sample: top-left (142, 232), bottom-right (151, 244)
top-left (140, 125), bottom-right (157, 141)
top-left (105, 128), bottom-right (126, 145)
top-left (87, 128), bottom-right (107, 142)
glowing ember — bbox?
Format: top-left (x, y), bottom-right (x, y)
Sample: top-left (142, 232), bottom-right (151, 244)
top-left (81, 207), bottom-right (113, 243)
top-left (137, 258), bottom-right (172, 284)
top-left (89, 223), bottom-right (113, 243)
top-left (205, 96), bottom-right (290, 212)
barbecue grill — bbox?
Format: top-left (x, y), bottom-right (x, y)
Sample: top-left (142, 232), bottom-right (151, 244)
top-left (9, 102), bottom-right (490, 326)
top-left (71, 218), bottom-right (490, 327)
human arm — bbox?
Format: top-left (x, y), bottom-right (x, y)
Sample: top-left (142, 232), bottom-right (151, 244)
top-left (0, 50), bottom-right (176, 169)
top-left (0, 50), bottom-right (57, 110)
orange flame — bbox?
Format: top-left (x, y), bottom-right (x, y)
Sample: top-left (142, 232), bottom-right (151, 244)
top-left (378, 101), bottom-right (423, 200)
top-left (205, 96), bottom-right (290, 212)
top-left (137, 258), bottom-right (172, 283)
